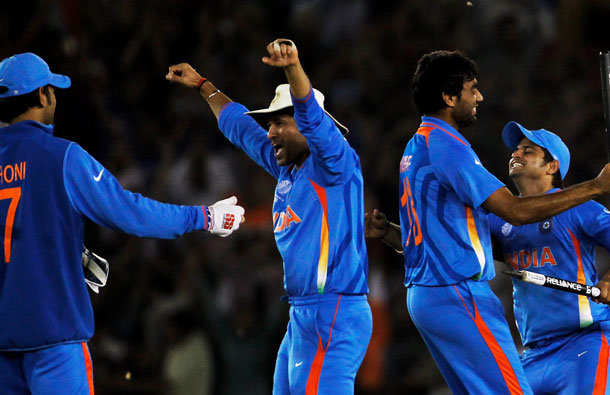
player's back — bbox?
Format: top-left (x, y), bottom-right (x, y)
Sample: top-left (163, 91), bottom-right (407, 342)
top-left (0, 121), bottom-right (92, 351)
top-left (400, 117), bottom-right (502, 287)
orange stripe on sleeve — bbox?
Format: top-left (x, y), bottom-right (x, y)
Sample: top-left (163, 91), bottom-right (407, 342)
top-left (453, 286), bottom-right (524, 395)
top-left (81, 342), bottom-right (95, 394)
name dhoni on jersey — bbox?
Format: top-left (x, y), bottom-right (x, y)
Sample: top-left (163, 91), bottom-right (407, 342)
top-left (505, 247), bottom-right (557, 270)
top-left (273, 205), bottom-right (302, 233)
top-left (0, 162), bottom-right (27, 184)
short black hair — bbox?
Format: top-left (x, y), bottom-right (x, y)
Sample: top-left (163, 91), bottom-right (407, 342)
top-left (412, 50), bottom-right (479, 116)
top-left (0, 85), bottom-right (50, 123)
top-left (541, 148), bottom-right (563, 188)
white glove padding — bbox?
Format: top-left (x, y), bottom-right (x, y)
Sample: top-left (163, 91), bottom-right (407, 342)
top-left (82, 247), bottom-right (109, 293)
top-left (208, 196), bottom-right (245, 237)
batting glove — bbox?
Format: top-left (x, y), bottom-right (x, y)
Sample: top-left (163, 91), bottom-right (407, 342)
top-left (207, 196), bottom-right (245, 237)
top-left (82, 247), bottom-right (109, 293)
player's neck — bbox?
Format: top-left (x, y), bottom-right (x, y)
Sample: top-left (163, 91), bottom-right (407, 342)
top-left (514, 178), bottom-right (554, 197)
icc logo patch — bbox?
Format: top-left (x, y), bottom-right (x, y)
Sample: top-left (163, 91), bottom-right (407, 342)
top-left (539, 219), bottom-right (553, 234)
top-left (277, 179), bottom-right (292, 195)
top-left (501, 222), bottom-right (512, 236)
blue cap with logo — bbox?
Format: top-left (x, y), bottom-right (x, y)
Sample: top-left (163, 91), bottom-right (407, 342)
top-left (0, 53), bottom-right (71, 98)
top-left (502, 121), bottom-right (570, 179)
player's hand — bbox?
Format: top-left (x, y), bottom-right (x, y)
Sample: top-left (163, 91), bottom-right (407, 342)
top-left (208, 196), bottom-right (245, 237)
top-left (166, 63), bottom-right (202, 89)
top-left (594, 277), bottom-right (610, 305)
top-left (364, 209), bottom-right (390, 239)
top-left (262, 39), bottom-right (299, 68)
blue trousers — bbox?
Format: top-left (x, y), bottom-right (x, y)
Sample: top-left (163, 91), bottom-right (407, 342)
top-left (521, 321), bottom-right (610, 394)
top-left (407, 279), bottom-right (532, 395)
top-left (0, 342), bottom-right (94, 394)
top-left (273, 293), bottom-right (372, 395)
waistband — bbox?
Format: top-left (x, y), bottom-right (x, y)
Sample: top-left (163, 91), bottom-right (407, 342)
top-left (284, 293), bottom-right (367, 306)
top-left (527, 322), bottom-right (602, 349)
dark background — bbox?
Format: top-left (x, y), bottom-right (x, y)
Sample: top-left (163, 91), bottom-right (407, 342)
top-left (3, 0), bottom-right (610, 393)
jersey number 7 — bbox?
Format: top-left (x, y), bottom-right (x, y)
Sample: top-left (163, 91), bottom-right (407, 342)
top-left (0, 187), bottom-right (21, 263)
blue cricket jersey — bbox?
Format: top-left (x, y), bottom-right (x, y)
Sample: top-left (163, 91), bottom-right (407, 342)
top-left (0, 121), bottom-right (208, 351)
top-left (218, 86), bottom-right (368, 297)
top-left (400, 116), bottom-right (505, 286)
top-left (489, 190), bottom-right (610, 346)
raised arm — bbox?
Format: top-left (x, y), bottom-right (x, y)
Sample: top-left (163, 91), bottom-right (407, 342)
top-left (484, 164), bottom-right (610, 225)
top-left (165, 63), bottom-right (231, 119)
top-left (261, 39), bottom-right (309, 98)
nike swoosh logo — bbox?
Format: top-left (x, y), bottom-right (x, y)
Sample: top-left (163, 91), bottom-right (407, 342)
top-left (578, 351), bottom-right (588, 357)
top-left (474, 159), bottom-right (481, 165)
top-left (94, 169), bottom-right (104, 182)
top-left (295, 362), bottom-right (303, 367)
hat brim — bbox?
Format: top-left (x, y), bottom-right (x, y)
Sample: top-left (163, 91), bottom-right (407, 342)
top-left (49, 73), bottom-right (71, 89)
top-left (502, 121), bottom-right (543, 150)
top-left (245, 105), bottom-right (349, 136)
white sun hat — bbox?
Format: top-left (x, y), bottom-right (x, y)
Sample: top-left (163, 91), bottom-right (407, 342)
top-left (245, 84), bottom-right (349, 135)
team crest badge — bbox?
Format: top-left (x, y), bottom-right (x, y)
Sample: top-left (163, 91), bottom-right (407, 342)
top-left (539, 219), bottom-right (553, 234)
top-left (501, 222), bottom-right (512, 236)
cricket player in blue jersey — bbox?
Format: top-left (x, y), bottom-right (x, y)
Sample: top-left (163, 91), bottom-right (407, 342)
top-left (166, 38), bottom-right (371, 394)
top-left (364, 50), bottom-right (610, 394)
top-left (489, 121), bottom-right (610, 394)
top-left (0, 53), bottom-right (245, 394)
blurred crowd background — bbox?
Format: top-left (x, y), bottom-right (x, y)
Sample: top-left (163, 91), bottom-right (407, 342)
top-left (3, 0), bottom-right (610, 393)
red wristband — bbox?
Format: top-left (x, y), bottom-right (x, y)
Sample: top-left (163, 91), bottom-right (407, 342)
top-left (196, 77), bottom-right (207, 91)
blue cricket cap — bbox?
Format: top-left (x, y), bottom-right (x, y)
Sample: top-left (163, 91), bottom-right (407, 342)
top-left (502, 121), bottom-right (570, 179)
top-left (0, 53), bottom-right (71, 98)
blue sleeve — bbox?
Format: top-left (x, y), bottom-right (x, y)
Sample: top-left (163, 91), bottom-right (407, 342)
top-left (488, 213), bottom-right (503, 239)
top-left (577, 201), bottom-right (610, 250)
top-left (292, 86), bottom-right (357, 185)
top-left (428, 131), bottom-right (504, 208)
top-left (218, 102), bottom-right (280, 179)
top-left (63, 143), bottom-right (208, 238)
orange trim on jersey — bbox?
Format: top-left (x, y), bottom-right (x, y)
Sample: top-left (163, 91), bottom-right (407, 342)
top-left (453, 286), bottom-right (524, 395)
top-left (568, 228), bottom-right (594, 327)
top-left (419, 122), bottom-right (468, 147)
top-left (416, 126), bottom-right (433, 146)
top-left (309, 179), bottom-right (330, 294)
top-left (306, 295), bottom-right (342, 394)
top-left (593, 333), bottom-right (609, 394)
top-left (465, 206), bottom-right (485, 272)
top-left (81, 342), bottom-right (95, 394)
top-left (0, 187), bottom-right (22, 263)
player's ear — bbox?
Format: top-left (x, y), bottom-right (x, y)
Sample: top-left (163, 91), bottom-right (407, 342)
top-left (442, 92), bottom-right (456, 108)
top-left (546, 159), bottom-right (560, 176)
top-left (37, 86), bottom-right (47, 107)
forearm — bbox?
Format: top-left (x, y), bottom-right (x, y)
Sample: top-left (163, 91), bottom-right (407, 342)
top-left (485, 181), bottom-right (603, 226)
top-left (283, 62), bottom-right (311, 99)
top-left (381, 222), bottom-right (403, 253)
top-left (198, 81), bottom-right (232, 119)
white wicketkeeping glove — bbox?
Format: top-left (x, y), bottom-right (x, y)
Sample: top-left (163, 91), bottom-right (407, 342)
top-left (208, 196), bottom-right (245, 237)
top-left (82, 247), bottom-right (109, 293)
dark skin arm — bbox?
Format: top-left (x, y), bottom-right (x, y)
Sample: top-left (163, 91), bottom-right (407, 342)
top-left (364, 209), bottom-right (403, 253)
top-left (483, 170), bottom-right (610, 226)
top-left (165, 64), bottom-right (230, 119)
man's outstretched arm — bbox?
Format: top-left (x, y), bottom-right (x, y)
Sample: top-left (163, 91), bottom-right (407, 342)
top-left (165, 63), bottom-right (231, 119)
